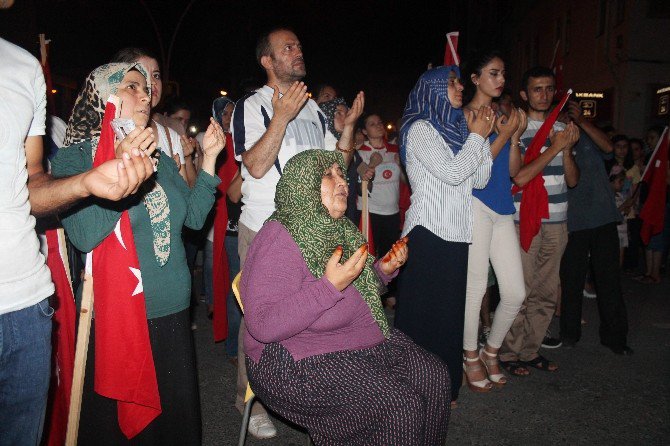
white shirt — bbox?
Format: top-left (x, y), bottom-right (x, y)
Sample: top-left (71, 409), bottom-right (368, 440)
top-left (402, 120), bottom-right (492, 243)
top-left (155, 120), bottom-right (185, 164)
top-left (232, 85), bottom-right (337, 231)
top-left (0, 38), bottom-right (54, 314)
top-left (356, 142), bottom-right (401, 215)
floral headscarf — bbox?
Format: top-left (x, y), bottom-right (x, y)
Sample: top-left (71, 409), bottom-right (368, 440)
top-left (64, 63), bottom-right (171, 266)
top-left (319, 97), bottom-right (348, 140)
top-left (399, 65), bottom-right (467, 164)
top-left (267, 149), bottom-right (390, 337)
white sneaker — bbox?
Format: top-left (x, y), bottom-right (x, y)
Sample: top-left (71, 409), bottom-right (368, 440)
top-left (583, 289), bottom-right (597, 299)
top-left (248, 413), bottom-right (277, 439)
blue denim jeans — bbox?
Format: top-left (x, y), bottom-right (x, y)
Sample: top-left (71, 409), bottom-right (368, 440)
top-left (204, 237), bottom-right (242, 358)
top-left (0, 298), bottom-right (53, 445)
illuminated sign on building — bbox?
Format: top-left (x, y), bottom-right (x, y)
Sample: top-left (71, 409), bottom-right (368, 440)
top-left (575, 92), bottom-right (605, 99)
top-left (579, 100), bottom-right (597, 118)
top-left (656, 86), bottom-right (670, 95)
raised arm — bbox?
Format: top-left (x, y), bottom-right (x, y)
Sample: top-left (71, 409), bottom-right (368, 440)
top-left (238, 82), bottom-right (309, 179)
top-left (567, 101), bottom-right (613, 154)
top-left (27, 136), bottom-right (155, 217)
top-left (512, 122), bottom-right (580, 188)
top-left (333, 91), bottom-right (365, 166)
top-left (409, 121), bottom-right (491, 186)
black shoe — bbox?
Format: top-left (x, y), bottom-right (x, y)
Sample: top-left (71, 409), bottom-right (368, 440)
top-left (561, 339), bottom-right (577, 349)
top-left (604, 344), bottom-right (634, 356)
top-left (541, 336), bottom-right (563, 349)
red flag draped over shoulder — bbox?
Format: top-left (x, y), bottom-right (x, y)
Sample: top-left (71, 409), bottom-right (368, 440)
top-left (212, 133), bottom-right (237, 342)
top-left (640, 127), bottom-right (669, 244)
top-left (512, 89), bottom-right (573, 252)
top-left (91, 98), bottom-right (161, 438)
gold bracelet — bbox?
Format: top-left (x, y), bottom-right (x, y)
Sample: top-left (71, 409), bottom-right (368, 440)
top-left (336, 144), bottom-right (354, 153)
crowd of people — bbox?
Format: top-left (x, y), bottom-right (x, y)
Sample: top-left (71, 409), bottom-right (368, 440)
top-left (2, 21), bottom-right (668, 446)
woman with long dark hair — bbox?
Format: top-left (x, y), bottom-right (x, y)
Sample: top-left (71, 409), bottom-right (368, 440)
top-left (460, 51), bottom-right (528, 389)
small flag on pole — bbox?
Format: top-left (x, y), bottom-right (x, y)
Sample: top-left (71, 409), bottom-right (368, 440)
top-left (443, 31), bottom-right (460, 66)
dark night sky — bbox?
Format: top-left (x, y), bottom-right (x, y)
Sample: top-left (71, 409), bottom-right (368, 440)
top-left (1, 0), bottom-right (480, 127)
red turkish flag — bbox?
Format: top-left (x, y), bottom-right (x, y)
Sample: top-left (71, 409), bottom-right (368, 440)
top-left (512, 89), bottom-right (573, 251)
top-left (212, 133), bottom-right (237, 342)
top-left (443, 32), bottom-right (460, 66)
top-left (640, 127), bottom-right (669, 244)
top-left (44, 229), bottom-right (76, 446)
top-left (91, 99), bottom-right (161, 438)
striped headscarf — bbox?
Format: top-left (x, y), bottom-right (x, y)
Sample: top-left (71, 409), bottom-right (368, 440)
top-left (267, 150), bottom-right (390, 337)
top-left (399, 65), bottom-right (467, 164)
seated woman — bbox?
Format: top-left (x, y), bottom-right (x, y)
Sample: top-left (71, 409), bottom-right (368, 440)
top-left (241, 149), bottom-right (450, 446)
top-left (51, 62), bottom-right (225, 443)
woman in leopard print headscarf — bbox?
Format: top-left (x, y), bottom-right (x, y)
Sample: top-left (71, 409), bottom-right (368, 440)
top-left (51, 62), bottom-right (226, 442)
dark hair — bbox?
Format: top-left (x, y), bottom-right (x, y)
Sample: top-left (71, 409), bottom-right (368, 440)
top-left (612, 134), bottom-right (634, 169)
top-left (111, 47), bottom-right (159, 64)
top-left (462, 49), bottom-right (504, 103)
top-left (611, 134), bottom-right (628, 145)
top-left (521, 66), bottom-right (555, 92)
top-left (164, 97), bottom-right (191, 116)
top-left (359, 112), bottom-right (382, 131)
top-left (316, 83), bottom-right (337, 97)
top-left (629, 138), bottom-right (644, 150)
top-left (255, 27), bottom-right (295, 66)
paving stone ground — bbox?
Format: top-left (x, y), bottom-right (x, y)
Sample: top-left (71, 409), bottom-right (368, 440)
top-left (194, 274), bottom-right (670, 445)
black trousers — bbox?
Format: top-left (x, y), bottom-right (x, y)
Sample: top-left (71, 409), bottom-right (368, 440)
top-left (395, 225), bottom-right (469, 401)
top-left (370, 212), bottom-right (401, 259)
top-left (79, 309), bottom-right (201, 445)
top-left (560, 223), bottom-right (629, 348)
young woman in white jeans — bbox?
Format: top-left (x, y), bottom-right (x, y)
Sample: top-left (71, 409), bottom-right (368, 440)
top-left (461, 51), bottom-right (528, 392)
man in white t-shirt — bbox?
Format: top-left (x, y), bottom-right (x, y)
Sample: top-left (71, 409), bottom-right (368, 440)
top-left (230, 27), bottom-right (363, 439)
top-left (0, 37), bottom-right (155, 444)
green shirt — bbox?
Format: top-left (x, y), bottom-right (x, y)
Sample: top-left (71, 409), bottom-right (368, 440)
top-left (51, 141), bottom-right (220, 319)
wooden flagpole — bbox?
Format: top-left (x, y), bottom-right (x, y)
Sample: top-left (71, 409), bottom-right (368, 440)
top-left (361, 180), bottom-right (369, 241)
top-left (65, 255), bottom-right (94, 446)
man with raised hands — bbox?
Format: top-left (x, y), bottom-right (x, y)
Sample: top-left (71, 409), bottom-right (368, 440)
top-left (231, 27), bottom-right (364, 439)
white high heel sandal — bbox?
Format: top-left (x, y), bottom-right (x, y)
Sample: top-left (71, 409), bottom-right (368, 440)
top-left (479, 348), bottom-right (507, 387)
top-left (462, 355), bottom-right (493, 393)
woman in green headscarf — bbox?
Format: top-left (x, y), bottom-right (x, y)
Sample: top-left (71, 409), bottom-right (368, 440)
top-left (51, 62), bottom-right (225, 443)
top-left (240, 149), bottom-right (451, 445)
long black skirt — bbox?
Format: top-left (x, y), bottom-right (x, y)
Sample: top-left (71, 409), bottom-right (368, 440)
top-left (246, 329), bottom-right (450, 446)
top-left (78, 309), bottom-right (201, 445)
top-left (395, 225), bottom-right (469, 402)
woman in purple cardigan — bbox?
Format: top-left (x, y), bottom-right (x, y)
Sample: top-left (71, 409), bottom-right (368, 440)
top-left (240, 150), bottom-right (450, 445)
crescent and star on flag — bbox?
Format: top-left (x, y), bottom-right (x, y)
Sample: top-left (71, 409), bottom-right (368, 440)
top-left (114, 220), bottom-right (143, 296)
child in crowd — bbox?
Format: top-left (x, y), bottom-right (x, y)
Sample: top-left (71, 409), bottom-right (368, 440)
top-left (610, 165), bottom-right (632, 267)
